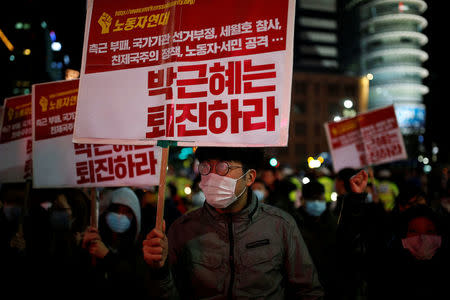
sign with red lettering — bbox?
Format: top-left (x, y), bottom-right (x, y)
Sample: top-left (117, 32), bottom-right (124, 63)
top-left (73, 0), bottom-right (295, 146)
top-left (324, 105), bottom-right (407, 172)
top-left (0, 95), bottom-right (32, 183)
top-left (32, 79), bottom-right (162, 188)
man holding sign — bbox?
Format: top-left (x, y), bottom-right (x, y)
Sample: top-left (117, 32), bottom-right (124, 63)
top-left (143, 147), bottom-right (323, 299)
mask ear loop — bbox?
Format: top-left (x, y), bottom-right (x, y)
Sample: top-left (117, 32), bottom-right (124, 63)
top-left (234, 170), bottom-right (250, 200)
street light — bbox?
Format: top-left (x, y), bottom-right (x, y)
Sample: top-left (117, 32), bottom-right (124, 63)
top-left (343, 99), bottom-right (353, 109)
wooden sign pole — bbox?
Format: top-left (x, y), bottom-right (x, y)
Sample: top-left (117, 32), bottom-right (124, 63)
top-left (156, 146), bottom-right (169, 232)
top-left (90, 187), bottom-right (97, 266)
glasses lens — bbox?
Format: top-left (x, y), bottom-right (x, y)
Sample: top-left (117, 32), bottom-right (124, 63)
top-left (198, 162), bottom-right (211, 175)
top-left (215, 161), bottom-right (229, 176)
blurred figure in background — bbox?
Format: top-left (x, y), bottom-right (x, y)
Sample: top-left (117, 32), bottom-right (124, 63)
top-left (434, 180), bottom-right (450, 237)
top-left (82, 187), bottom-right (148, 297)
top-left (373, 205), bottom-right (449, 300)
top-left (335, 169), bottom-right (390, 300)
top-left (297, 179), bottom-right (340, 299)
top-left (260, 166), bottom-right (279, 194)
top-left (316, 167), bottom-right (335, 203)
top-left (334, 167), bottom-right (358, 219)
top-left (0, 183), bottom-right (29, 293)
top-left (375, 169), bottom-right (399, 213)
top-left (250, 178), bottom-right (270, 203)
top-left (189, 174), bottom-right (206, 210)
top-left (43, 188), bottom-right (90, 297)
top-left (266, 177), bottom-right (302, 225)
top-left (139, 186), bottom-right (181, 239)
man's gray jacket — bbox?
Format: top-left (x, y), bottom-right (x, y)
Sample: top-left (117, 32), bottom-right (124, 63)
top-left (149, 192), bottom-right (324, 299)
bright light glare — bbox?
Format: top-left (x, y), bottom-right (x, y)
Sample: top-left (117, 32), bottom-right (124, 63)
top-left (50, 31), bottom-right (56, 42)
top-left (333, 116), bottom-right (341, 122)
top-left (0, 29), bottom-right (14, 51)
top-left (331, 192), bottom-right (338, 201)
top-left (366, 73), bottom-right (373, 80)
top-left (302, 177), bottom-right (310, 184)
top-left (308, 159), bottom-right (321, 169)
top-left (184, 187), bottom-right (192, 195)
top-left (23, 49), bottom-right (31, 55)
top-left (269, 158), bottom-right (278, 167)
top-left (343, 99), bottom-right (353, 109)
top-left (423, 157), bottom-right (429, 165)
top-left (51, 42), bottom-right (62, 51)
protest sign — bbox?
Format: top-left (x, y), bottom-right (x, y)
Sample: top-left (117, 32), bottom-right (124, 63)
top-left (32, 79), bottom-right (162, 188)
top-left (73, 0), bottom-right (296, 146)
top-left (0, 95), bottom-right (32, 182)
top-left (325, 105), bottom-right (407, 172)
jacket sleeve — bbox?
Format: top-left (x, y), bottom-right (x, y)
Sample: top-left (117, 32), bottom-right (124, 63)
top-left (146, 260), bottom-right (180, 299)
top-left (146, 227), bottom-right (182, 299)
top-left (285, 220), bottom-right (324, 299)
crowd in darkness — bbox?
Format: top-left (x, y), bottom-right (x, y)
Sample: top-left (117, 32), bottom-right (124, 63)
top-left (1, 147), bottom-right (449, 299)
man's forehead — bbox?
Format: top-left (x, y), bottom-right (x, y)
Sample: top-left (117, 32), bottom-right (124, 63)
top-left (205, 159), bottom-right (242, 164)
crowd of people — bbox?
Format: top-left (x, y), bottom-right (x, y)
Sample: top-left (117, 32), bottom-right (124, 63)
top-left (1, 146), bottom-right (449, 299)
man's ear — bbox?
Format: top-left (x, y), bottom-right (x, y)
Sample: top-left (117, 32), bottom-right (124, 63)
top-left (245, 169), bottom-right (257, 186)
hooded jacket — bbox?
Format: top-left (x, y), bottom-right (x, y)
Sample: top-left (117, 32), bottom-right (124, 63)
top-left (149, 191), bottom-right (324, 299)
top-left (88, 187), bottom-right (147, 297)
top-left (109, 187), bottom-right (141, 241)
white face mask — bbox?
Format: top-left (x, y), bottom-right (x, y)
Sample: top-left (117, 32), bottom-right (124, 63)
top-left (402, 234), bottom-right (442, 260)
top-left (199, 171), bottom-right (248, 209)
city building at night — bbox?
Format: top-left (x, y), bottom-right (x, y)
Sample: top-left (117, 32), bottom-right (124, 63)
top-left (294, 0), bottom-right (340, 73)
top-left (341, 0), bottom-right (428, 135)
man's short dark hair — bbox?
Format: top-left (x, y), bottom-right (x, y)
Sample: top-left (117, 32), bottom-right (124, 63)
top-left (302, 180), bottom-right (325, 199)
top-left (195, 147), bottom-right (264, 171)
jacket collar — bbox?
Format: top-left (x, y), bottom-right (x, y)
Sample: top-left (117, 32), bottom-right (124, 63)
top-left (203, 189), bottom-right (259, 226)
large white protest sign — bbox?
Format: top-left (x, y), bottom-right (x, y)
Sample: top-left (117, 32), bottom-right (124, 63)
top-left (324, 105), bottom-right (408, 172)
top-left (32, 79), bottom-right (162, 188)
top-left (73, 0), bottom-right (296, 146)
top-left (0, 95), bottom-right (32, 183)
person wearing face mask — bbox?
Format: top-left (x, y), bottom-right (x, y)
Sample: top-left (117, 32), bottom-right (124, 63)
top-left (376, 205), bottom-right (450, 300)
top-left (250, 178), bottom-right (270, 203)
top-left (24, 188), bottom-right (90, 298)
top-left (82, 187), bottom-right (148, 298)
top-left (297, 180), bottom-right (341, 299)
top-left (0, 185), bottom-right (29, 296)
top-left (143, 147), bottom-right (324, 299)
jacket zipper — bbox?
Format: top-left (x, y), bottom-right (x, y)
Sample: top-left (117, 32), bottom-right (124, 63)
top-left (227, 215), bottom-right (235, 300)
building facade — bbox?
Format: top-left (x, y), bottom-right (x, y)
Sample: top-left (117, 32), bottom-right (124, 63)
top-left (341, 0), bottom-right (428, 134)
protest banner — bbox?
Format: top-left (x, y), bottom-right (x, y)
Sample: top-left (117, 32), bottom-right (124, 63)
top-left (32, 79), bottom-right (162, 188)
top-left (0, 95), bottom-right (32, 183)
top-left (74, 0), bottom-right (296, 231)
top-left (324, 105), bottom-right (407, 172)
top-left (73, 0), bottom-right (296, 147)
